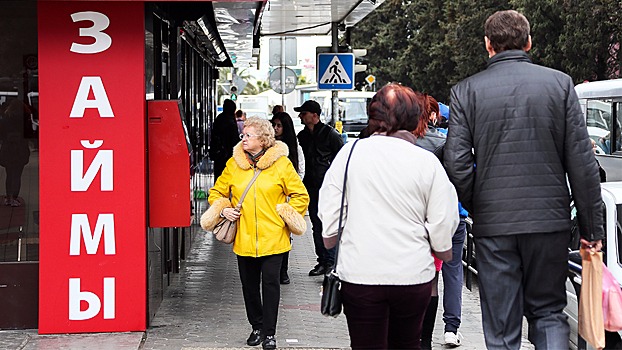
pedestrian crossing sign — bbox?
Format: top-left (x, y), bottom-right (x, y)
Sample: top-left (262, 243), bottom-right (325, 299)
top-left (317, 53), bottom-right (355, 90)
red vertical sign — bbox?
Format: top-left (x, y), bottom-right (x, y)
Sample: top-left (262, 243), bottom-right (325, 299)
top-left (38, 1), bottom-right (146, 333)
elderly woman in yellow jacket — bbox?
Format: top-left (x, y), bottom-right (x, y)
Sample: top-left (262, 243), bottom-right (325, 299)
top-left (201, 117), bottom-right (309, 350)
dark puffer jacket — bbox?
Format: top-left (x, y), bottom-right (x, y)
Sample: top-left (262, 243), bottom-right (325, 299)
top-left (444, 50), bottom-right (604, 241)
top-left (297, 121), bottom-right (344, 189)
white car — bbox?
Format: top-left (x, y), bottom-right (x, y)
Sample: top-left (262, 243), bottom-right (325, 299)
top-left (565, 181), bottom-right (622, 349)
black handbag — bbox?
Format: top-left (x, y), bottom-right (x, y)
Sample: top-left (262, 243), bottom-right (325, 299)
top-left (321, 139), bottom-right (359, 317)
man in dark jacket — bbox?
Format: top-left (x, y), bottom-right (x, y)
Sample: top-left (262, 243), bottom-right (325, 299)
top-left (295, 100), bottom-right (344, 276)
top-left (444, 10), bottom-right (604, 349)
top-left (209, 99), bottom-right (239, 181)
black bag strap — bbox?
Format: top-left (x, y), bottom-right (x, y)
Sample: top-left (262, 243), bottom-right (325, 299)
top-left (234, 169), bottom-right (262, 210)
top-left (332, 139), bottom-right (360, 271)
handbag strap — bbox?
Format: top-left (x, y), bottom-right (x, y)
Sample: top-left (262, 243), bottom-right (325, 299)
top-left (234, 169), bottom-right (262, 210)
top-left (332, 139), bottom-right (360, 270)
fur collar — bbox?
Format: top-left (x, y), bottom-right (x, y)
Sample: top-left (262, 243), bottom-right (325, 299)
top-left (232, 140), bottom-right (289, 170)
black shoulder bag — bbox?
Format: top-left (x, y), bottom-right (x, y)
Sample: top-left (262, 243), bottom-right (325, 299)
top-left (321, 139), bottom-right (359, 317)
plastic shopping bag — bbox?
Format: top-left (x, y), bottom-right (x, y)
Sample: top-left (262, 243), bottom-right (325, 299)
top-left (602, 264), bottom-right (622, 332)
top-left (579, 246), bottom-right (605, 349)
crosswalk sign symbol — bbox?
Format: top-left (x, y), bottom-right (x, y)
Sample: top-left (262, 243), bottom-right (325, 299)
top-left (317, 53), bottom-right (355, 90)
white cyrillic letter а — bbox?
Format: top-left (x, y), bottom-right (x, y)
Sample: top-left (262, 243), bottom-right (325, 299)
top-left (70, 213), bottom-right (116, 255)
top-left (70, 77), bottom-right (114, 118)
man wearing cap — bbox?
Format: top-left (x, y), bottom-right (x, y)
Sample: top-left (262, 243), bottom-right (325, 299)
top-left (295, 100), bottom-right (344, 276)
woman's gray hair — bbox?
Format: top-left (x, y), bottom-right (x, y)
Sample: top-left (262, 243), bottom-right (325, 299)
top-left (244, 117), bottom-right (276, 148)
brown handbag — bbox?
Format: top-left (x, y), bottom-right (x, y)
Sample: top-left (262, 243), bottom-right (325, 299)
top-left (213, 169), bottom-right (261, 244)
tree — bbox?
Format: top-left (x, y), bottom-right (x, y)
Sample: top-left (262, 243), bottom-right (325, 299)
top-left (217, 67), bottom-right (263, 96)
top-left (511, 0), bottom-right (565, 71)
top-left (400, 0), bottom-right (454, 100)
top-left (351, 0), bottom-right (622, 101)
top-left (351, 0), bottom-right (410, 88)
top-left (559, 0), bottom-right (622, 82)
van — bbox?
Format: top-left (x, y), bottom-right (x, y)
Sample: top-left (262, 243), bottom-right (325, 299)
top-left (575, 80), bottom-right (622, 181)
top-left (308, 90), bottom-right (376, 140)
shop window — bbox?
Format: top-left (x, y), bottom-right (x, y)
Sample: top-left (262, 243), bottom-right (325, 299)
top-left (586, 99), bottom-right (621, 155)
top-left (0, 1), bottom-right (39, 262)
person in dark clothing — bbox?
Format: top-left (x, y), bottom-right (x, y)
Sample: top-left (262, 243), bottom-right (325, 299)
top-left (209, 99), bottom-right (239, 182)
top-left (444, 10), bottom-right (604, 349)
top-left (0, 99), bottom-right (31, 207)
top-left (295, 100), bottom-right (344, 276)
top-left (271, 112), bottom-right (306, 285)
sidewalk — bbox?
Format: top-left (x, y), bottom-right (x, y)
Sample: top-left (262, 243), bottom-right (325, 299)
top-left (0, 213), bottom-right (534, 350)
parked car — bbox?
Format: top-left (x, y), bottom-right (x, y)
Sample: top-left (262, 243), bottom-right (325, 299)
top-left (565, 181), bottom-right (622, 350)
top-left (575, 79), bottom-right (622, 181)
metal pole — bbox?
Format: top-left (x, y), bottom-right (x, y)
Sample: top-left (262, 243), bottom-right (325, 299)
top-left (331, 23), bottom-right (338, 126)
top-left (281, 37), bottom-right (286, 108)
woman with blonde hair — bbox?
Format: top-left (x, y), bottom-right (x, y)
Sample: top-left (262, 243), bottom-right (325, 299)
top-left (201, 117), bottom-right (309, 350)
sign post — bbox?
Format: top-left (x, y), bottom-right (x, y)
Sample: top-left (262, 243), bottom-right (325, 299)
top-left (269, 67), bottom-right (298, 94)
top-left (268, 37), bottom-right (297, 107)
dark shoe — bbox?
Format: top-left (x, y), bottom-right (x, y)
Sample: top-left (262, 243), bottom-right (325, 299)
top-left (262, 335), bottom-right (276, 349)
top-left (247, 329), bottom-right (262, 346)
top-left (308, 264), bottom-right (326, 276)
top-left (280, 273), bottom-right (290, 284)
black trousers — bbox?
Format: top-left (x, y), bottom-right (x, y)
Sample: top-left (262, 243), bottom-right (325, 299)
top-left (4, 164), bottom-right (25, 197)
top-left (341, 281), bottom-right (432, 350)
top-left (308, 186), bottom-right (334, 266)
top-left (237, 253), bottom-right (284, 336)
top-left (475, 231), bottom-right (570, 350)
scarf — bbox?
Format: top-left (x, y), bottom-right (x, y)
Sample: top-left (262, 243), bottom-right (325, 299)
top-left (245, 149), bottom-right (266, 166)
top-left (376, 130), bottom-right (418, 146)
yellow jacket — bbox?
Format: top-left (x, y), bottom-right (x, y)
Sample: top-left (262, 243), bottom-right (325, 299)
top-left (206, 141), bottom-right (309, 257)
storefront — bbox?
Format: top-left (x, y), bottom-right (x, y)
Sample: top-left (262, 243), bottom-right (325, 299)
top-left (0, 0), bottom-right (237, 333)
top-left (0, 0), bottom-right (382, 334)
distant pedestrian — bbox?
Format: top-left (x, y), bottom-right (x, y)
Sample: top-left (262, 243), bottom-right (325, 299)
top-left (272, 105), bottom-right (284, 116)
top-left (319, 84), bottom-right (458, 350)
top-left (209, 99), bottom-right (239, 182)
top-left (202, 117), bottom-right (309, 350)
top-left (271, 111), bottom-right (305, 285)
top-left (444, 10), bottom-right (604, 349)
top-left (295, 100), bottom-right (343, 276)
top-left (413, 93), bottom-right (467, 348)
top-left (437, 102), bottom-right (450, 131)
top-left (236, 109), bottom-right (247, 134)
top-left (412, 93), bottom-right (446, 350)
top-left (0, 99), bottom-right (31, 207)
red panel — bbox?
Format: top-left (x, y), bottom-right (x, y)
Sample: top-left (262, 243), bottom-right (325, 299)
top-left (38, 1), bottom-right (146, 333)
top-left (148, 101), bottom-right (191, 228)
top-left (40, 0), bottom-right (261, 2)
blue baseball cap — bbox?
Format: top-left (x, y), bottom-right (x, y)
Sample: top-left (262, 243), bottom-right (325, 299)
top-left (438, 102), bottom-right (449, 119)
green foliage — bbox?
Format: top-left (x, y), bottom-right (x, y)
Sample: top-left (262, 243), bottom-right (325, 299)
top-left (351, 0), bottom-right (410, 90)
top-left (558, 0), bottom-right (622, 82)
top-left (352, 0), bottom-right (622, 101)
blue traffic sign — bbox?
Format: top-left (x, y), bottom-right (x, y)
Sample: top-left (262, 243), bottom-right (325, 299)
top-left (317, 53), bottom-right (355, 90)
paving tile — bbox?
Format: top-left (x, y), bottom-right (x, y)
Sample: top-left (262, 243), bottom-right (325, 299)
top-left (0, 213), bottom-right (537, 350)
